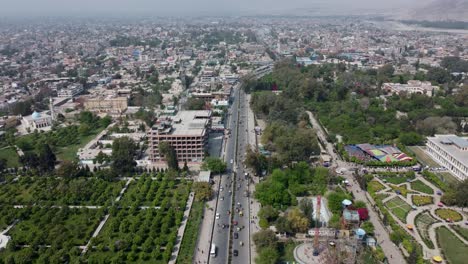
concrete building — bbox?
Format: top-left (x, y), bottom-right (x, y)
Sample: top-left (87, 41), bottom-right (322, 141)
top-left (383, 80), bottom-right (439, 97)
top-left (148, 110), bottom-right (211, 163)
top-left (426, 134), bottom-right (468, 181)
top-left (57, 84), bottom-right (83, 98)
top-left (84, 97), bottom-right (128, 114)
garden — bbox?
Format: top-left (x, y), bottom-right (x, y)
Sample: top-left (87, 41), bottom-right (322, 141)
top-left (411, 195), bottom-right (433, 206)
top-left (435, 209), bottom-right (462, 222)
top-left (389, 184), bottom-right (414, 197)
top-left (410, 180), bottom-right (434, 195)
top-left (385, 197), bottom-right (412, 222)
top-left (414, 212), bottom-right (438, 249)
top-left (0, 176), bottom-right (125, 206)
top-left (118, 174), bottom-right (191, 209)
top-left (436, 226), bottom-right (468, 264)
top-left (0, 207), bottom-right (104, 263)
top-left (367, 180), bottom-right (385, 193)
top-left (451, 225), bottom-right (468, 241)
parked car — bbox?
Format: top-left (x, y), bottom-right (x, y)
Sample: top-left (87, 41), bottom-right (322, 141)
top-left (233, 249), bottom-right (238, 256)
top-left (234, 232), bottom-right (238, 239)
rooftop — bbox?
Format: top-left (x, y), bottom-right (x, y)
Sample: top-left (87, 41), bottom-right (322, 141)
top-left (427, 134), bottom-right (468, 163)
top-left (152, 110), bottom-right (211, 136)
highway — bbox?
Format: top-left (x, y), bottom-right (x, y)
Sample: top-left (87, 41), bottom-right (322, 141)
top-left (209, 85), bottom-right (251, 264)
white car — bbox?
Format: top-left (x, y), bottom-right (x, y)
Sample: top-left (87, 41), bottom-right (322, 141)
top-left (216, 213), bottom-right (220, 220)
top-left (230, 159), bottom-right (234, 164)
top-left (220, 187), bottom-right (224, 192)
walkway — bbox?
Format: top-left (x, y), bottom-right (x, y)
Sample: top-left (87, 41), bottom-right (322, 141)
top-left (168, 192), bottom-right (195, 264)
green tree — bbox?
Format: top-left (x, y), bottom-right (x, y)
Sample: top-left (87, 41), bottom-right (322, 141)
top-left (56, 160), bottom-right (78, 179)
top-left (253, 229), bottom-right (278, 250)
top-left (159, 142), bottom-right (179, 171)
top-left (255, 247), bottom-right (279, 264)
top-left (286, 208), bottom-right (310, 233)
top-left (185, 98), bottom-right (205, 110)
top-left (38, 144), bottom-right (56, 173)
top-left (192, 182), bottom-right (213, 201)
top-left (111, 137), bottom-right (136, 175)
top-left (258, 205), bottom-right (279, 223)
top-left (201, 157), bottom-right (227, 174)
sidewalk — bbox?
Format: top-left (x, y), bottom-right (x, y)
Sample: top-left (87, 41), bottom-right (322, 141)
top-left (193, 177), bottom-right (219, 264)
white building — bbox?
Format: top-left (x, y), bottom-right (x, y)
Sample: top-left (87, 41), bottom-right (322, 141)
top-left (383, 80), bottom-right (439, 97)
top-left (57, 84), bottom-right (83, 98)
top-left (23, 111), bottom-right (53, 131)
top-left (426, 134), bottom-right (468, 181)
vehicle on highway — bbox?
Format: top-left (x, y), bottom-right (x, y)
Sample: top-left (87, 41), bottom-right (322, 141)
top-left (239, 211), bottom-right (244, 217)
top-left (239, 241), bottom-right (244, 246)
top-left (233, 220), bottom-right (238, 226)
top-left (220, 196), bottom-right (224, 201)
top-left (230, 159), bottom-right (233, 164)
top-left (216, 213), bottom-right (220, 219)
top-left (220, 187), bottom-right (224, 192)
top-left (234, 232), bottom-right (238, 239)
top-left (233, 249), bottom-right (238, 256)
top-left (210, 243), bottom-right (217, 257)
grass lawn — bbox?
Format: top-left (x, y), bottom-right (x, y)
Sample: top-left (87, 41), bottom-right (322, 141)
top-left (435, 209), bottom-right (462, 222)
top-left (436, 172), bottom-right (460, 186)
top-left (412, 195), bottom-right (433, 206)
top-left (176, 201), bottom-right (204, 264)
top-left (0, 147), bottom-right (19, 168)
top-left (407, 146), bottom-right (439, 167)
top-left (381, 175), bottom-right (411, 185)
top-left (410, 180), bottom-right (434, 194)
top-left (57, 128), bottom-right (104, 161)
top-left (415, 212), bottom-right (438, 249)
top-left (451, 226), bottom-right (468, 241)
top-left (385, 196), bottom-right (412, 222)
top-left (437, 226), bottom-right (468, 264)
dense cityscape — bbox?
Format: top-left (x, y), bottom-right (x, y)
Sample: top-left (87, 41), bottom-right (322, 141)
top-left (0, 1), bottom-right (468, 264)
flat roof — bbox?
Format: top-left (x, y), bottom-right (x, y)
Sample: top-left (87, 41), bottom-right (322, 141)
top-left (427, 134), bottom-right (468, 164)
top-left (154, 110), bottom-right (211, 136)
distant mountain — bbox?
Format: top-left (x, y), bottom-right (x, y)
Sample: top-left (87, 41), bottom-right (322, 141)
top-left (399, 0), bottom-right (468, 22)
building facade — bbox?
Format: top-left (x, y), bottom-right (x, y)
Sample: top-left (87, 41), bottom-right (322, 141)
top-left (383, 80), bottom-right (439, 97)
top-left (426, 134), bottom-right (468, 181)
top-left (23, 111), bottom-right (53, 130)
top-left (57, 84), bottom-right (83, 98)
top-left (84, 97), bottom-right (128, 114)
top-left (148, 110), bottom-right (211, 163)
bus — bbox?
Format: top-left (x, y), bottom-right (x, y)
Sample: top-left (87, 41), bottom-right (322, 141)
top-left (210, 243), bottom-right (217, 257)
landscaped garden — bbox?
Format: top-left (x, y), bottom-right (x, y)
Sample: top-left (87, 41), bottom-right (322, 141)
top-left (118, 174), bottom-right (191, 208)
top-left (415, 212), bottom-right (438, 249)
top-left (0, 176), bottom-right (125, 206)
top-left (0, 207), bottom-right (104, 263)
top-left (385, 196), bottom-right (412, 222)
top-left (379, 171), bottom-right (415, 185)
top-left (367, 180), bottom-right (385, 193)
top-left (436, 226), bottom-right (468, 264)
top-left (389, 184), bottom-right (414, 197)
top-left (412, 195), bottom-right (433, 206)
top-left (435, 209), bottom-right (462, 222)
top-left (410, 180), bottom-right (434, 195)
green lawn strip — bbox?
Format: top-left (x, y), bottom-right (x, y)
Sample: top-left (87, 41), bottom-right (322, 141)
top-left (436, 172), bottom-right (460, 186)
top-left (407, 146), bottom-right (440, 167)
top-left (410, 180), bottom-right (434, 194)
top-left (176, 201), bottom-right (204, 264)
top-left (0, 177), bottom-right (124, 206)
top-left (0, 147), bottom-right (19, 168)
top-left (389, 184), bottom-right (415, 197)
top-left (436, 226), bottom-right (468, 264)
top-left (451, 226), bottom-right (468, 241)
top-left (415, 212), bottom-right (438, 249)
top-left (382, 176), bottom-right (410, 185)
top-left (385, 197), bottom-right (412, 222)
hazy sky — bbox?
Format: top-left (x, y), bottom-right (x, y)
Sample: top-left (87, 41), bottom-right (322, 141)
top-left (0, 0), bottom-right (430, 16)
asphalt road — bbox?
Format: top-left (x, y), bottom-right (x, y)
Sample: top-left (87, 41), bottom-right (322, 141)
top-left (210, 84), bottom-right (240, 264)
top-left (209, 85), bottom-right (251, 264)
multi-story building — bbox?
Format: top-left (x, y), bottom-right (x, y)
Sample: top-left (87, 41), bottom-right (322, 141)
top-left (57, 84), bottom-right (83, 98)
top-left (426, 134), bottom-right (468, 181)
top-left (383, 80), bottom-right (439, 97)
top-left (84, 96), bottom-right (128, 114)
top-left (148, 110), bottom-right (211, 163)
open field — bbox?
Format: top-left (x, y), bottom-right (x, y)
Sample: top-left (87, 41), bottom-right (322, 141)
top-left (437, 226), bottom-right (468, 264)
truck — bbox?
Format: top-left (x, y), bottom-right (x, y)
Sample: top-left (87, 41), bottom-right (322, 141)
top-left (210, 243), bottom-right (217, 257)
